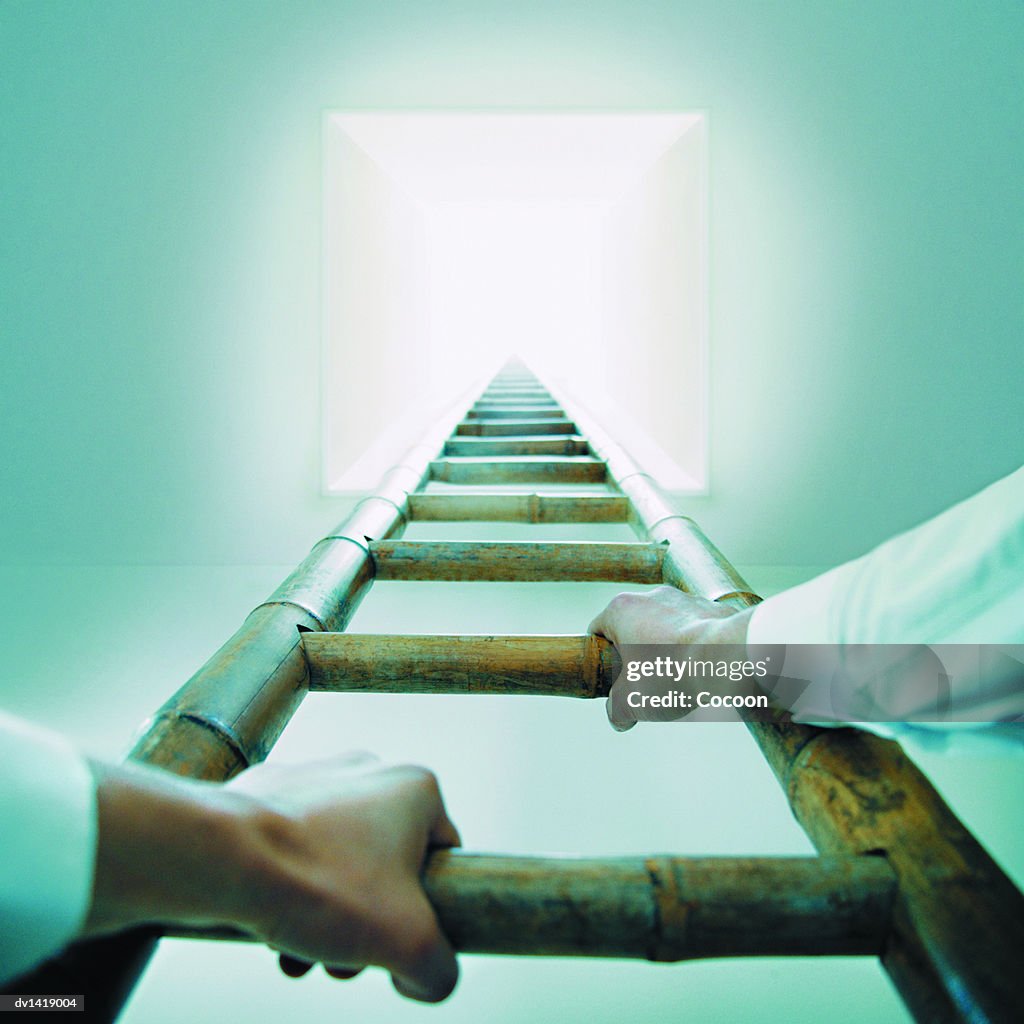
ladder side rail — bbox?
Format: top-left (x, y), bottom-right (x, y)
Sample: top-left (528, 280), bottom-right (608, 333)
top-left (9, 383), bottom-right (487, 1021)
top-left (546, 374), bottom-right (1024, 1024)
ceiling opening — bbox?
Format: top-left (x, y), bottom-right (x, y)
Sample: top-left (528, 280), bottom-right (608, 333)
top-left (323, 112), bottom-right (708, 493)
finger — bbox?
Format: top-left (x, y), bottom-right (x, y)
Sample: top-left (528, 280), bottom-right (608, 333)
top-left (587, 606), bottom-right (614, 642)
top-left (334, 750), bottom-right (381, 768)
top-left (383, 893), bottom-right (459, 1003)
top-left (399, 766), bottom-right (461, 851)
top-left (605, 694), bottom-right (636, 733)
top-left (324, 965), bottom-right (365, 981)
top-left (588, 592), bottom-right (644, 643)
top-left (278, 955), bottom-right (315, 978)
top-left (429, 801), bottom-right (461, 849)
top-left (228, 750), bottom-right (382, 795)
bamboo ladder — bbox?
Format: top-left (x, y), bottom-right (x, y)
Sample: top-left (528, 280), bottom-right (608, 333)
top-left (26, 361), bottom-right (1024, 1021)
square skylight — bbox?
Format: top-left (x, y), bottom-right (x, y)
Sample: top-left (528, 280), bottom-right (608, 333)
top-left (322, 112), bottom-right (708, 493)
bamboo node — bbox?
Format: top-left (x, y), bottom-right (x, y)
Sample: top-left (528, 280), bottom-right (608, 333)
top-left (353, 493), bottom-right (408, 526)
top-left (644, 857), bottom-right (690, 962)
top-left (314, 533), bottom-right (372, 556)
top-left (253, 599), bottom-right (328, 631)
top-left (647, 512), bottom-right (698, 533)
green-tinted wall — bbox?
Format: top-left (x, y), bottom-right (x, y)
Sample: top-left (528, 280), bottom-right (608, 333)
top-left (2, 1), bottom-right (1021, 567)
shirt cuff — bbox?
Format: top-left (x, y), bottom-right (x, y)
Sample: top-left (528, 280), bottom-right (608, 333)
top-left (747, 563), bottom-right (851, 646)
top-left (0, 713), bottom-right (98, 984)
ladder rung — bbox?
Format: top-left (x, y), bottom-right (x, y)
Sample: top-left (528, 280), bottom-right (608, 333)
top-left (471, 403), bottom-right (563, 414)
top-left (407, 493), bottom-right (631, 523)
top-left (476, 395), bottom-right (556, 404)
top-left (444, 438), bottom-right (589, 457)
top-left (468, 407), bottom-right (566, 420)
top-left (167, 852), bottom-right (896, 961)
top-left (303, 633), bottom-right (618, 696)
top-left (369, 540), bottom-right (664, 582)
top-left (476, 396), bottom-right (557, 404)
top-left (430, 457), bottom-right (606, 485)
top-left (481, 388), bottom-right (551, 396)
top-left (457, 419), bottom-right (577, 436)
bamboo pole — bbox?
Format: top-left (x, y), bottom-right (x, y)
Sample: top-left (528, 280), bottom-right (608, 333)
top-left (457, 419), bottom-right (577, 436)
top-left (129, 478), bottom-right (429, 776)
top-left (475, 392), bottom-right (552, 397)
top-left (481, 391), bottom-right (551, 400)
top-left (304, 633), bottom-right (619, 697)
top-left (370, 540), bottom-right (665, 583)
top-left (474, 396), bottom-right (558, 405)
top-left (430, 456), bottom-right (606, 485)
top-left (764, 729), bottom-right (1024, 1024)
top-left (467, 407), bottom-right (566, 419)
top-left (18, 384), bottom-right (483, 1021)
top-left (545, 375), bottom-right (1024, 1023)
top-left (444, 438), bottom-right (589, 457)
top-left (431, 852), bottom-right (896, 960)
top-left (480, 398), bottom-right (551, 404)
top-left (407, 493), bottom-right (630, 523)
top-left (168, 852), bottom-right (896, 961)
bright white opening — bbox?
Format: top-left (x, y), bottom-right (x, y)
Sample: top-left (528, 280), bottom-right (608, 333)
top-left (322, 112), bottom-right (708, 493)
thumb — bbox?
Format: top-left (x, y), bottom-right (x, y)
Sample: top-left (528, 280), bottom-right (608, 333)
top-left (606, 693), bottom-right (637, 732)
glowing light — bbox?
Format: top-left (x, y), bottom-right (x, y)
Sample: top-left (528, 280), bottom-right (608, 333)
top-left (323, 112), bottom-right (707, 493)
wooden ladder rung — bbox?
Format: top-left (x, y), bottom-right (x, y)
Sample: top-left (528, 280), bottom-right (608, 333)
top-left (407, 493), bottom-right (631, 523)
top-left (303, 633), bottom-right (618, 696)
top-left (430, 457), bottom-right (606, 485)
top-left (479, 389), bottom-right (552, 397)
top-left (444, 437), bottom-right (589, 457)
top-left (467, 407), bottom-right (566, 420)
top-left (167, 852), bottom-right (896, 962)
top-left (369, 540), bottom-right (665, 582)
top-left (481, 393), bottom-right (551, 401)
top-left (457, 419), bottom-right (578, 436)
top-left (473, 406), bottom-right (559, 415)
top-left (475, 394), bottom-right (557, 404)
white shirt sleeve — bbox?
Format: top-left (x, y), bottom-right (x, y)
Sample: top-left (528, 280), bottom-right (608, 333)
top-left (0, 712), bottom-right (98, 984)
top-left (747, 465), bottom-right (1024, 751)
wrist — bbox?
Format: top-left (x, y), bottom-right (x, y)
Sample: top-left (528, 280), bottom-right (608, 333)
top-left (693, 605), bottom-right (755, 649)
top-left (83, 762), bottom-right (264, 938)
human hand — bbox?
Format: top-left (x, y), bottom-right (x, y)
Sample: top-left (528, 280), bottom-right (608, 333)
top-left (227, 753), bottom-right (460, 1002)
top-left (84, 752), bottom-right (461, 1004)
top-left (588, 586), bottom-right (755, 730)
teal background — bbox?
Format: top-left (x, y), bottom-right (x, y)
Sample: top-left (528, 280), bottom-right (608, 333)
top-left (2, 0), bottom-right (1022, 567)
top-left (1, 2), bottom-right (1022, 1022)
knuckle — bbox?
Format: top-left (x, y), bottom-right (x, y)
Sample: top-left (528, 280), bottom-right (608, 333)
top-left (393, 765), bottom-right (441, 796)
top-left (343, 749), bottom-right (379, 764)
